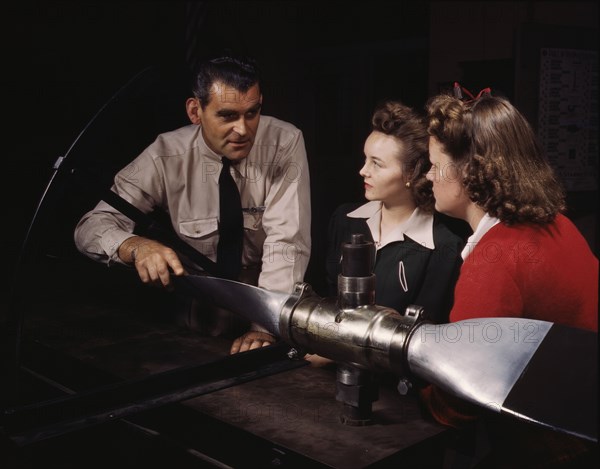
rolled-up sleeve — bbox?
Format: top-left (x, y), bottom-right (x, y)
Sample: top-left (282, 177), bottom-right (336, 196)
top-left (74, 152), bottom-right (165, 266)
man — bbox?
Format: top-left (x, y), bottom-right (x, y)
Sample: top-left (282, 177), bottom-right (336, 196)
top-left (74, 54), bottom-right (311, 353)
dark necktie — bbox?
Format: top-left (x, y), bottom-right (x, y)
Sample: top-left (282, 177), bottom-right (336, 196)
top-left (217, 157), bottom-right (243, 280)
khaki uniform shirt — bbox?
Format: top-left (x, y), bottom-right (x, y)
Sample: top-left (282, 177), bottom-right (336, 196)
top-left (74, 116), bottom-right (311, 297)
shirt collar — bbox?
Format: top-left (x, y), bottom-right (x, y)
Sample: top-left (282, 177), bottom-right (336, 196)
top-left (461, 213), bottom-right (501, 260)
top-left (196, 125), bottom-right (248, 180)
top-left (347, 201), bottom-right (435, 250)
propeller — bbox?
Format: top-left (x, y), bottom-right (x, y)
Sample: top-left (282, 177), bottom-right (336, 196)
top-left (173, 274), bottom-right (597, 443)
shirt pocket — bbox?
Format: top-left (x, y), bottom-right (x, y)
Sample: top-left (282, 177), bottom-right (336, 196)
top-left (242, 211), bottom-right (265, 264)
top-left (243, 211), bottom-right (262, 231)
top-left (179, 218), bottom-right (218, 239)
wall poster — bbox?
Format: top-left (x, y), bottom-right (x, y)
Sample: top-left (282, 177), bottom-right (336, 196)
top-left (538, 48), bottom-right (598, 191)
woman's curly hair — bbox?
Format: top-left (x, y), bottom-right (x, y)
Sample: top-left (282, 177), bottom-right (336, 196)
top-left (371, 101), bottom-right (434, 212)
top-left (426, 93), bottom-right (565, 224)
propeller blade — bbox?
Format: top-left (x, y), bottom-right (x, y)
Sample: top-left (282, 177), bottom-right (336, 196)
top-left (408, 319), bottom-right (597, 441)
top-left (173, 275), bottom-right (597, 442)
top-left (173, 274), bottom-right (289, 336)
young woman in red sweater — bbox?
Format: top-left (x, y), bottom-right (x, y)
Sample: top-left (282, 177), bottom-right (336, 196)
top-left (422, 89), bottom-right (598, 467)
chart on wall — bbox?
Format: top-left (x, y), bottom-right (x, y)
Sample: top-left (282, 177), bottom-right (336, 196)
top-left (538, 48), bottom-right (598, 191)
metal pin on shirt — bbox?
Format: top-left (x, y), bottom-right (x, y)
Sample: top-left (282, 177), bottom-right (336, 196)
top-left (399, 261), bottom-right (408, 292)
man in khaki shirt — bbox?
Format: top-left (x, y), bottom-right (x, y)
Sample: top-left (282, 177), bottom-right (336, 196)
top-left (74, 54), bottom-right (311, 353)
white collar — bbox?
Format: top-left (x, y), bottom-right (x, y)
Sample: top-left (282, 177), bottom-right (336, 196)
top-left (196, 125), bottom-right (249, 179)
top-left (347, 201), bottom-right (435, 250)
top-left (461, 213), bottom-right (501, 260)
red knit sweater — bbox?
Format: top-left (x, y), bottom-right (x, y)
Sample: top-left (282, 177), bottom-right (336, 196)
top-left (451, 214), bottom-right (598, 331)
top-left (422, 214), bottom-right (598, 430)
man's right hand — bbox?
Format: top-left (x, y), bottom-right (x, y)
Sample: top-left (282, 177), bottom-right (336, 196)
top-left (118, 236), bottom-right (185, 290)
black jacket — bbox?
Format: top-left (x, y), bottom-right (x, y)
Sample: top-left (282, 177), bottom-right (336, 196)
top-left (326, 203), bottom-right (469, 323)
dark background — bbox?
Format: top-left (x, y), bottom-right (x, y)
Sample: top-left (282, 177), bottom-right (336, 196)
top-left (3, 1), bottom-right (598, 296)
top-left (0, 3), bottom-right (598, 466)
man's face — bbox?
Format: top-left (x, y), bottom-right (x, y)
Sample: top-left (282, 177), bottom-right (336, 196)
top-left (197, 81), bottom-right (262, 161)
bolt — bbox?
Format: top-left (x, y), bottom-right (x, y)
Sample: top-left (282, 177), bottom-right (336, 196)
top-left (397, 378), bottom-right (412, 396)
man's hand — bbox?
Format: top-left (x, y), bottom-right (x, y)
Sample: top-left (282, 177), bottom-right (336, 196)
top-left (304, 354), bottom-right (334, 367)
top-left (118, 236), bottom-right (185, 290)
top-left (230, 331), bottom-right (275, 354)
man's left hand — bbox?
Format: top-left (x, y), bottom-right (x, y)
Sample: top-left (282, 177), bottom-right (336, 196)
top-left (230, 331), bottom-right (275, 354)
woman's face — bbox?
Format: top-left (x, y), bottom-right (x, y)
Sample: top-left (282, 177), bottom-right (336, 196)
top-left (359, 131), bottom-right (409, 205)
top-left (426, 136), bottom-right (471, 219)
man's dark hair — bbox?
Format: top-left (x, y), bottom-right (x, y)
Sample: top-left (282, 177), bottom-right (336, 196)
top-left (192, 54), bottom-right (260, 108)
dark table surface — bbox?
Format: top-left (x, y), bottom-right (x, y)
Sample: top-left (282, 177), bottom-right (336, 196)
top-left (4, 262), bottom-right (449, 468)
top-left (184, 358), bottom-right (446, 468)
